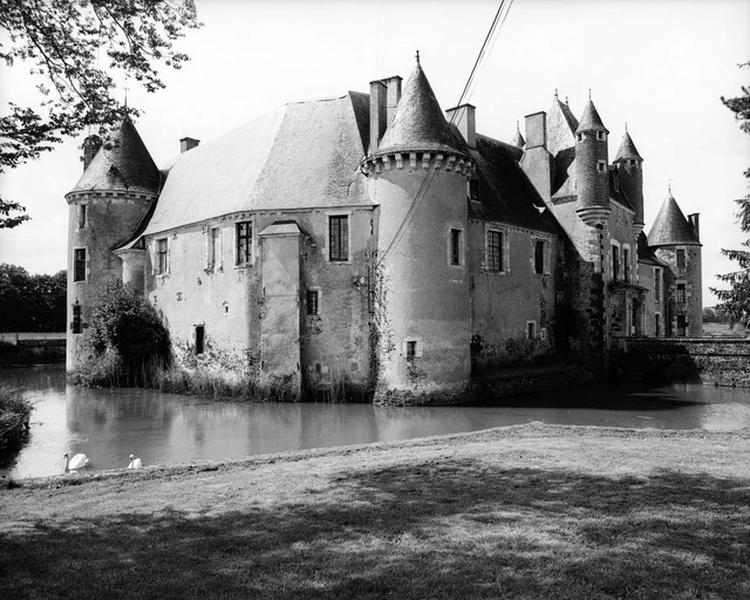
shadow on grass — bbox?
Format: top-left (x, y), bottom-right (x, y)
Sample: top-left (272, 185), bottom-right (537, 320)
top-left (2, 460), bottom-right (748, 599)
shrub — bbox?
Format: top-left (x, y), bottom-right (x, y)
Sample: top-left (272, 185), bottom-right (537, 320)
top-left (0, 385), bottom-right (33, 451)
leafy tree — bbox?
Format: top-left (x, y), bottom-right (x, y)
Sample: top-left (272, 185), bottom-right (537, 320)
top-left (712, 62), bottom-right (750, 327)
top-left (0, 0), bottom-right (200, 227)
top-left (0, 263), bottom-right (66, 331)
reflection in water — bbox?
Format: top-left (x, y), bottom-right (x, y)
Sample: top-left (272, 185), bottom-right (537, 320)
top-left (1, 365), bottom-right (749, 479)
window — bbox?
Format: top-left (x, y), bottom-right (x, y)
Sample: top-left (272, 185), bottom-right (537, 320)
top-left (577, 133), bottom-right (585, 142)
top-left (406, 340), bottom-right (417, 360)
top-left (534, 240), bottom-right (545, 274)
top-left (156, 238), bottom-right (168, 275)
top-left (611, 245), bottom-right (620, 281)
top-left (629, 159), bottom-right (638, 167)
top-left (450, 228), bottom-right (462, 266)
top-left (487, 230), bottom-right (503, 272)
top-left (676, 283), bottom-right (686, 304)
top-left (195, 325), bottom-right (205, 355)
top-left (468, 178), bottom-right (480, 201)
top-left (73, 248), bottom-right (86, 282)
top-left (72, 301), bottom-right (82, 334)
top-left (676, 249), bottom-right (686, 269)
top-left (597, 160), bottom-right (607, 173)
top-left (306, 290), bottom-right (319, 315)
top-left (596, 131), bottom-right (606, 141)
top-left (654, 268), bottom-right (661, 302)
top-left (676, 315), bottom-right (687, 336)
top-left (329, 215), bottom-right (349, 262)
top-left (77, 204), bottom-right (87, 229)
top-left (206, 227), bottom-right (219, 271)
top-left (526, 321), bottom-right (537, 340)
top-left (236, 222), bottom-right (252, 266)
top-left (655, 313), bottom-right (661, 337)
top-left (623, 247), bottom-right (630, 282)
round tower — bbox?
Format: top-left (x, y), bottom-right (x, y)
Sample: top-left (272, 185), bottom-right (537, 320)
top-left (65, 116), bottom-right (160, 371)
top-left (647, 187), bottom-right (702, 337)
top-left (362, 59), bottom-right (473, 403)
top-left (613, 125), bottom-right (644, 233)
top-left (575, 96), bottom-right (610, 227)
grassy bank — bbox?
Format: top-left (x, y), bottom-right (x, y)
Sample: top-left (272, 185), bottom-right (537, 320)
top-left (0, 385), bottom-right (32, 451)
top-left (1, 424), bottom-right (749, 599)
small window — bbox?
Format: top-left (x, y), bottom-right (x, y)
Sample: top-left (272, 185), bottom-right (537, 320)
top-left (596, 131), bottom-right (606, 141)
top-left (487, 230), bottom-right (503, 272)
top-left (450, 229), bottom-right (462, 266)
top-left (623, 247), bottom-right (630, 282)
top-left (676, 314), bottom-right (687, 336)
top-left (655, 313), bottom-right (661, 337)
top-left (71, 301), bottom-right (82, 334)
top-left (236, 222), bottom-right (252, 266)
top-left (195, 325), bottom-right (205, 355)
top-left (306, 290), bottom-right (319, 315)
top-left (654, 268), bottom-right (661, 302)
top-left (597, 160), bottom-right (607, 173)
top-left (629, 159), bottom-right (638, 167)
top-left (207, 227), bottom-right (219, 271)
top-left (676, 249), bottom-right (686, 269)
top-left (329, 215), bottom-right (349, 262)
top-left (73, 248), bottom-right (86, 282)
top-left (77, 204), bottom-right (87, 229)
top-left (526, 321), bottom-right (537, 340)
top-left (676, 283), bottom-right (686, 304)
top-left (468, 178), bottom-right (480, 201)
top-left (534, 240), bottom-right (545, 275)
top-left (611, 245), bottom-right (620, 281)
top-left (156, 238), bottom-right (168, 275)
top-left (577, 133), bottom-right (585, 142)
top-left (406, 340), bottom-right (417, 360)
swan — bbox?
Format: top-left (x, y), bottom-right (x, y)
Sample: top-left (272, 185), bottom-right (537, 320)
top-left (127, 454), bottom-right (143, 469)
top-left (63, 452), bottom-right (89, 473)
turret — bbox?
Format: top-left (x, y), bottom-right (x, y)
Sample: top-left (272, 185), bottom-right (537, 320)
top-left (574, 96), bottom-right (610, 227)
top-left (361, 56), bottom-right (473, 402)
top-left (613, 125), bottom-right (644, 232)
top-left (65, 115), bottom-right (160, 371)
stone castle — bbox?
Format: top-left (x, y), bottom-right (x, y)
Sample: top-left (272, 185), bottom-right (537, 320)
top-left (65, 58), bottom-right (702, 402)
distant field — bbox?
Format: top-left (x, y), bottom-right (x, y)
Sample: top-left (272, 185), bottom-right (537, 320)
top-left (702, 321), bottom-right (750, 338)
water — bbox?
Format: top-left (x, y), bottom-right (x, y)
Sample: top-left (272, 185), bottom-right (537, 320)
top-left (2, 365), bottom-right (750, 480)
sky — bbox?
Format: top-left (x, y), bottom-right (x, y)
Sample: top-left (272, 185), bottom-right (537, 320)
top-left (0, 0), bottom-right (748, 304)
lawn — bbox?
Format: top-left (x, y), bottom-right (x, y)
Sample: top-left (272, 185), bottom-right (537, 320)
top-left (1, 423), bottom-right (749, 599)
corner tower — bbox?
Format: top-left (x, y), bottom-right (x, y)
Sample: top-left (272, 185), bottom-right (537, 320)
top-left (647, 188), bottom-right (702, 337)
top-left (575, 96), bottom-right (610, 227)
top-left (65, 115), bottom-right (160, 371)
top-left (361, 58), bottom-right (474, 403)
top-left (613, 126), bottom-right (644, 232)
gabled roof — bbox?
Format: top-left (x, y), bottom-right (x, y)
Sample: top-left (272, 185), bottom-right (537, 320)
top-left (609, 169), bottom-right (635, 212)
top-left (70, 115), bottom-right (160, 195)
top-left (470, 134), bottom-right (556, 233)
top-left (546, 97), bottom-right (579, 198)
top-left (374, 62), bottom-right (467, 157)
top-left (575, 99), bottom-right (609, 134)
top-left (141, 92), bottom-right (370, 236)
top-left (647, 191), bottom-right (701, 247)
top-left (510, 122), bottom-right (525, 148)
top-left (613, 130), bottom-right (643, 163)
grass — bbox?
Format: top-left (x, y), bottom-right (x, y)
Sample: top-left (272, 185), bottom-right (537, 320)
top-left (1, 424), bottom-right (748, 599)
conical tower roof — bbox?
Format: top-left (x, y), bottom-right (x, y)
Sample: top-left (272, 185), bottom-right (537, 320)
top-left (510, 121), bottom-right (525, 148)
top-left (70, 115), bottom-right (160, 195)
top-left (647, 189), bottom-right (701, 247)
top-left (613, 130), bottom-right (643, 162)
top-left (575, 98), bottom-right (609, 134)
top-left (374, 61), bottom-right (467, 157)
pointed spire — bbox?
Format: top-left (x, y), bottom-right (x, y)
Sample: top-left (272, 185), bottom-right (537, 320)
top-left (575, 96), bottom-right (609, 134)
top-left (374, 60), bottom-right (467, 156)
top-left (613, 128), bottom-right (643, 163)
top-left (647, 187), bottom-right (701, 247)
top-left (70, 115), bottom-right (160, 195)
top-left (511, 120), bottom-right (525, 148)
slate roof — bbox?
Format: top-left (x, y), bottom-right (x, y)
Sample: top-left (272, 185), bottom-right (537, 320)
top-left (141, 93), bottom-right (370, 236)
top-left (70, 115), bottom-right (160, 195)
top-left (510, 122), bottom-right (525, 148)
top-left (546, 98), bottom-right (579, 198)
top-left (637, 231), bottom-right (664, 266)
top-left (609, 169), bottom-right (635, 212)
top-left (613, 130), bottom-right (643, 163)
top-left (576, 99), bottom-right (609, 134)
top-left (374, 62), bottom-right (467, 157)
top-left (470, 134), bottom-right (556, 233)
top-left (647, 191), bottom-right (701, 247)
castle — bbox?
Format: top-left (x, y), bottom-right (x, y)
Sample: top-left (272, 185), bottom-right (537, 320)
top-left (65, 58), bottom-right (702, 402)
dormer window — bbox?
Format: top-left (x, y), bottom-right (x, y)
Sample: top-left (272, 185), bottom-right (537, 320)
top-left (468, 178), bottom-right (480, 202)
top-left (577, 132), bottom-right (585, 142)
top-left (596, 131), bottom-right (606, 141)
top-left (629, 159), bottom-right (638, 167)
top-left (597, 160), bottom-right (607, 173)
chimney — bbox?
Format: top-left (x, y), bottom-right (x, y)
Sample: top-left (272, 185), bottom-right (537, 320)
top-left (369, 80), bottom-right (387, 154)
top-left (445, 104), bottom-right (476, 149)
top-left (180, 137), bottom-right (200, 153)
top-left (382, 75), bottom-right (402, 128)
top-left (524, 112), bottom-right (547, 149)
top-left (688, 213), bottom-right (700, 240)
top-left (81, 134), bottom-right (102, 171)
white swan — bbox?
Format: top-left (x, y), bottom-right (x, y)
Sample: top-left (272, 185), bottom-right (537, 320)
top-left (63, 452), bottom-right (89, 473)
top-left (127, 454), bottom-right (143, 469)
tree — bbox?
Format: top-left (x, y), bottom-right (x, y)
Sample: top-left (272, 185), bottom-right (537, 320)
top-left (712, 61), bottom-right (750, 327)
top-left (0, 0), bottom-right (200, 227)
top-left (0, 263), bottom-right (67, 331)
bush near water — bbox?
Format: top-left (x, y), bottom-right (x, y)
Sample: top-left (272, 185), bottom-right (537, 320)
top-left (0, 385), bottom-right (32, 451)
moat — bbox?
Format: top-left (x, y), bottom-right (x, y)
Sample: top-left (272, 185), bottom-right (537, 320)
top-left (2, 365), bottom-right (750, 479)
